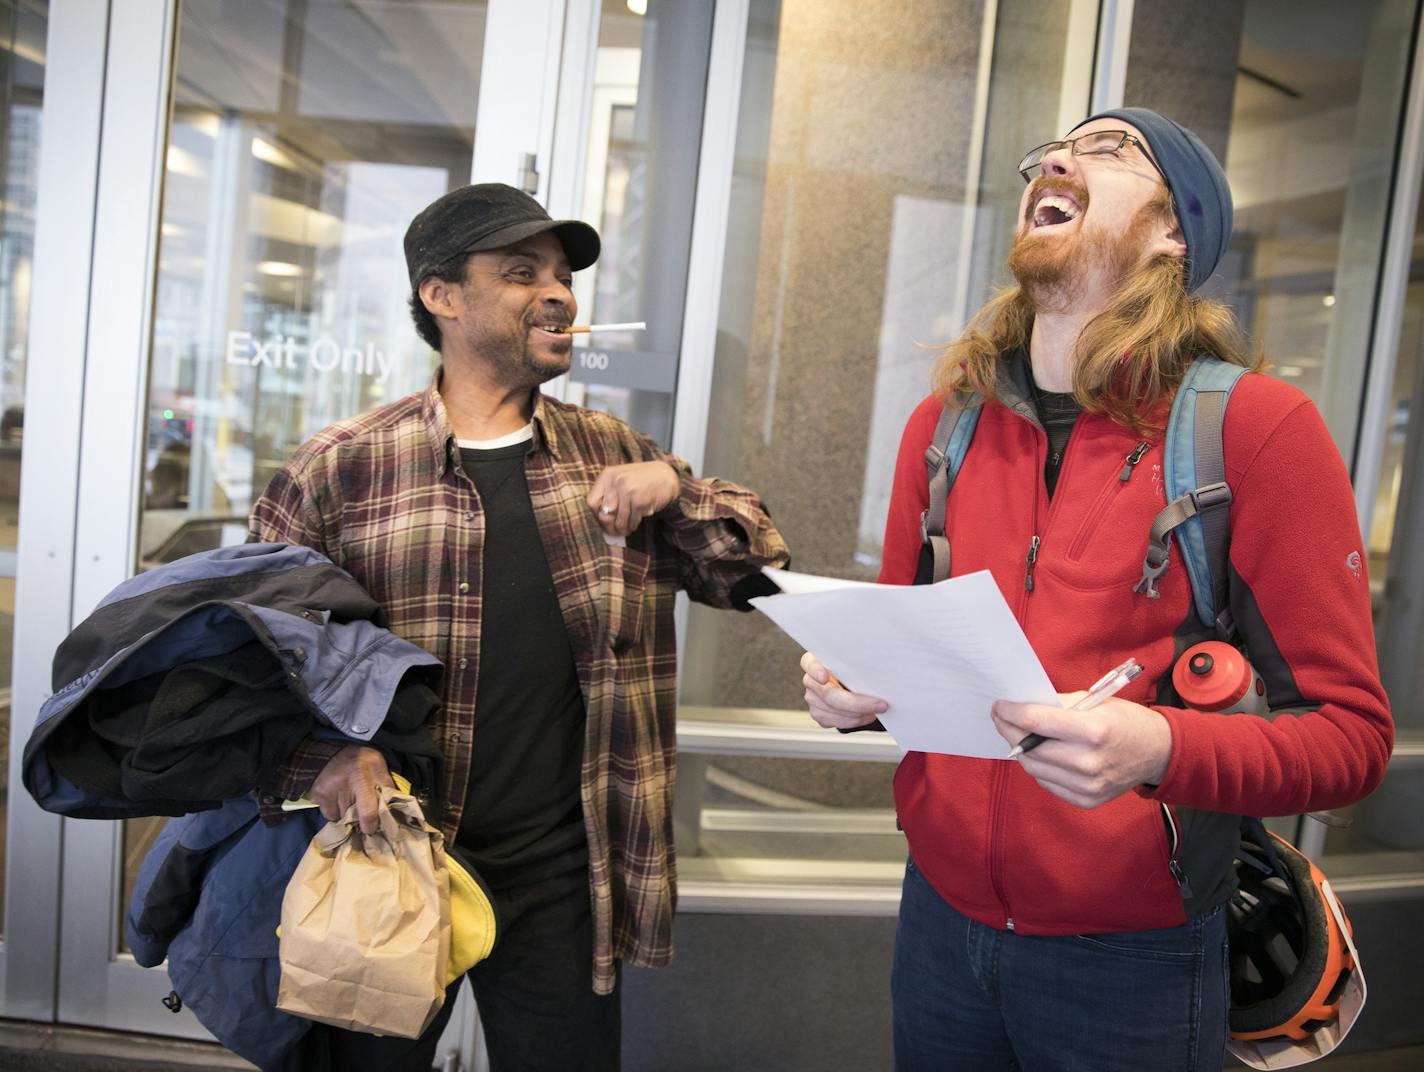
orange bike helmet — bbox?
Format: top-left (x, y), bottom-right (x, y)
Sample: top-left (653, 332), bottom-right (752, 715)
top-left (1226, 820), bottom-right (1366, 1069)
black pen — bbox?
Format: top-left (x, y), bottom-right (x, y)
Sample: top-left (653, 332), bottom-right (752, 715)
top-left (1007, 658), bottom-right (1143, 759)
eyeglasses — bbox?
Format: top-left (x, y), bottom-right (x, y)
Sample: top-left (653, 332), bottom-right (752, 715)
top-left (1017, 130), bottom-right (1167, 185)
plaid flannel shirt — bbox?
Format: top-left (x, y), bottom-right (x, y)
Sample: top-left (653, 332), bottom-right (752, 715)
top-left (249, 371), bottom-right (789, 993)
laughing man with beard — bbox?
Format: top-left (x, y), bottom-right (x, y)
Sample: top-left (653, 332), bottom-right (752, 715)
top-left (249, 183), bottom-right (788, 1072)
top-left (799, 109), bottom-right (1392, 1069)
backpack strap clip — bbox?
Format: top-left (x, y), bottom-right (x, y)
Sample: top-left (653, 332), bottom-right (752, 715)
top-left (1134, 481), bottom-right (1234, 600)
top-left (920, 397), bottom-right (982, 584)
top-left (922, 425), bottom-right (953, 583)
top-left (1192, 481), bottom-right (1233, 512)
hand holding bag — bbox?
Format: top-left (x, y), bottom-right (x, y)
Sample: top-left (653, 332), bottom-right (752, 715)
top-left (277, 784), bottom-right (451, 1039)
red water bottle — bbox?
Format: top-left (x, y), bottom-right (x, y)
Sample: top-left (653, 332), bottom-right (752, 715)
top-left (1171, 641), bottom-right (1267, 715)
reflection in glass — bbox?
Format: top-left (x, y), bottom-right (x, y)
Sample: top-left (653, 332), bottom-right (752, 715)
top-left (140, 0), bottom-right (486, 568)
top-left (562, 0), bottom-right (714, 447)
top-left (0, 0), bottom-right (47, 939)
top-left (124, 0), bottom-right (488, 950)
top-left (1125, 0), bottom-right (1415, 457)
top-left (1124, 0), bottom-right (1420, 869)
top-left (677, 0), bottom-right (1088, 869)
top-left (1344, 174), bottom-right (1424, 870)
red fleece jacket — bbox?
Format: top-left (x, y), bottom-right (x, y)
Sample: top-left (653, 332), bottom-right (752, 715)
top-left (882, 370), bottom-right (1392, 934)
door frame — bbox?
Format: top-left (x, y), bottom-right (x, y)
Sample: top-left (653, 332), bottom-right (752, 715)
top-left (2, 0), bottom-right (114, 1023)
top-left (5, 0), bottom-right (573, 1051)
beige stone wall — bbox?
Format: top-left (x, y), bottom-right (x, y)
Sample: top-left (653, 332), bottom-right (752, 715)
top-left (687, 0), bottom-right (986, 726)
top-left (681, 0), bottom-right (1000, 809)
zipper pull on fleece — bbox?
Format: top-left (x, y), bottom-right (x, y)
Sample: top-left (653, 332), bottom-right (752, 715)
top-left (1119, 441), bottom-right (1150, 482)
top-left (1161, 803), bottom-right (1194, 898)
top-left (1170, 859), bottom-right (1195, 898)
top-left (1025, 534), bottom-right (1040, 591)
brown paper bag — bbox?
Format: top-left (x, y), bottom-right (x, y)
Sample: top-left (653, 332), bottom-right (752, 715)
top-left (276, 785), bottom-right (452, 1039)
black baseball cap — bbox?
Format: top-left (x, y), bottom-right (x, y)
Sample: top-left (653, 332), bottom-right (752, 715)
top-left (403, 183), bottom-right (601, 289)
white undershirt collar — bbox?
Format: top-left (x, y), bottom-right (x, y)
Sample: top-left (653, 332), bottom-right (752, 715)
top-left (456, 423), bottom-right (535, 450)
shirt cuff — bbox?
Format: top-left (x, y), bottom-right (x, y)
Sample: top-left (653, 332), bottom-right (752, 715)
top-left (257, 737), bottom-right (344, 824)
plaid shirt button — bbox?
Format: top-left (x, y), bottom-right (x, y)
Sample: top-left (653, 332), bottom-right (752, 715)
top-left (458, 581), bottom-right (469, 593)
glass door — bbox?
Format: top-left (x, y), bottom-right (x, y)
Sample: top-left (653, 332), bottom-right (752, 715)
top-left (28, 0), bottom-right (568, 1046)
top-left (552, 0), bottom-right (717, 448)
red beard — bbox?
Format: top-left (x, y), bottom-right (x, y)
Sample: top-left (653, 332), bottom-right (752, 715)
top-left (1009, 180), bottom-right (1159, 309)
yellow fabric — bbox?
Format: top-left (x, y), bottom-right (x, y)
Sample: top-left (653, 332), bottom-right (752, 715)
top-left (443, 848), bottom-right (497, 983)
top-left (390, 773), bottom-right (497, 982)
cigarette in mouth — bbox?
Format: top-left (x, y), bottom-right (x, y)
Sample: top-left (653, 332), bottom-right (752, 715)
top-left (564, 321), bottom-right (646, 334)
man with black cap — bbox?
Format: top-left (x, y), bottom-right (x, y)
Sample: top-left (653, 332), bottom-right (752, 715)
top-left (800, 109), bottom-right (1391, 1068)
top-left (250, 183), bottom-right (789, 1071)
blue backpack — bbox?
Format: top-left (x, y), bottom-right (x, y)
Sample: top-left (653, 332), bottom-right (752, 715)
top-left (920, 355), bottom-right (1249, 640)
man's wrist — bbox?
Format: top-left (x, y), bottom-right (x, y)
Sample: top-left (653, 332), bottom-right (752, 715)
top-left (1141, 710), bottom-right (1173, 786)
top-left (659, 460), bottom-right (684, 512)
top-left (261, 737), bottom-right (344, 805)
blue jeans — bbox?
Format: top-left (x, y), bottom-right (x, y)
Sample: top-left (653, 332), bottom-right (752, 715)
top-left (892, 858), bottom-right (1228, 1071)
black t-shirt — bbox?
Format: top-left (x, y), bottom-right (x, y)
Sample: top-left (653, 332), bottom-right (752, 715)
top-left (1029, 374), bottom-right (1083, 498)
top-left (455, 438), bottom-right (587, 889)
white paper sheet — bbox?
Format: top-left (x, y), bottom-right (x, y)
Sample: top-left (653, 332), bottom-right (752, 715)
top-left (752, 567), bottom-right (1060, 758)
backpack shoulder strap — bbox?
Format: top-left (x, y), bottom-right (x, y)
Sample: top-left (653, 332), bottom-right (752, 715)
top-left (1133, 356), bottom-right (1249, 639)
top-left (921, 395), bottom-right (983, 583)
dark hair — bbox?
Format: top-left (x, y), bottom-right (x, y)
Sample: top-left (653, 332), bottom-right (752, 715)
top-left (408, 254), bottom-right (471, 352)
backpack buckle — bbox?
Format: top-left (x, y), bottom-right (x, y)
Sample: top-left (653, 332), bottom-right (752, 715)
top-left (1192, 481), bottom-right (1232, 512)
top-left (1133, 552), bottom-right (1170, 599)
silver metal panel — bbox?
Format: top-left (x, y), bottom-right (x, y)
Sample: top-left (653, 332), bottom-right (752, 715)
top-left (69, 0), bottom-right (174, 618)
top-left (59, 0), bottom-right (181, 1031)
top-left (1351, 9), bottom-right (1424, 539)
top-left (677, 882), bottom-right (903, 916)
top-left (666, 0), bottom-right (750, 666)
top-left (1056, 0), bottom-right (1103, 136)
top-left (1091, 0), bottom-right (1134, 112)
top-left (547, 0), bottom-right (599, 220)
top-left (65, 956), bottom-right (211, 1041)
top-left (677, 857), bottom-right (905, 915)
top-left (2, 0), bottom-right (111, 1022)
top-left (946, 0), bottom-right (999, 334)
top-left (1387, 737), bottom-right (1424, 766)
top-left (677, 706), bottom-right (900, 762)
top-left (1331, 873), bottom-right (1424, 902)
top-left (700, 808), bottom-right (899, 835)
top-left (668, 0), bottom-right (751, 476)
top-left (470, 0), bottom-right (566, 196)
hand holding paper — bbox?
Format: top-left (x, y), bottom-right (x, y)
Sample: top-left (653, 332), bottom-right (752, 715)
top-left (754, 567), bottom-right (1060, 758)
top-left (800, 651), bottom-right (886, 730)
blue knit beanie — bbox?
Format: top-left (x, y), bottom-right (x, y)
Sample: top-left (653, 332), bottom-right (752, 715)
top-left (1073, 107), bottom-right (1233, 291)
